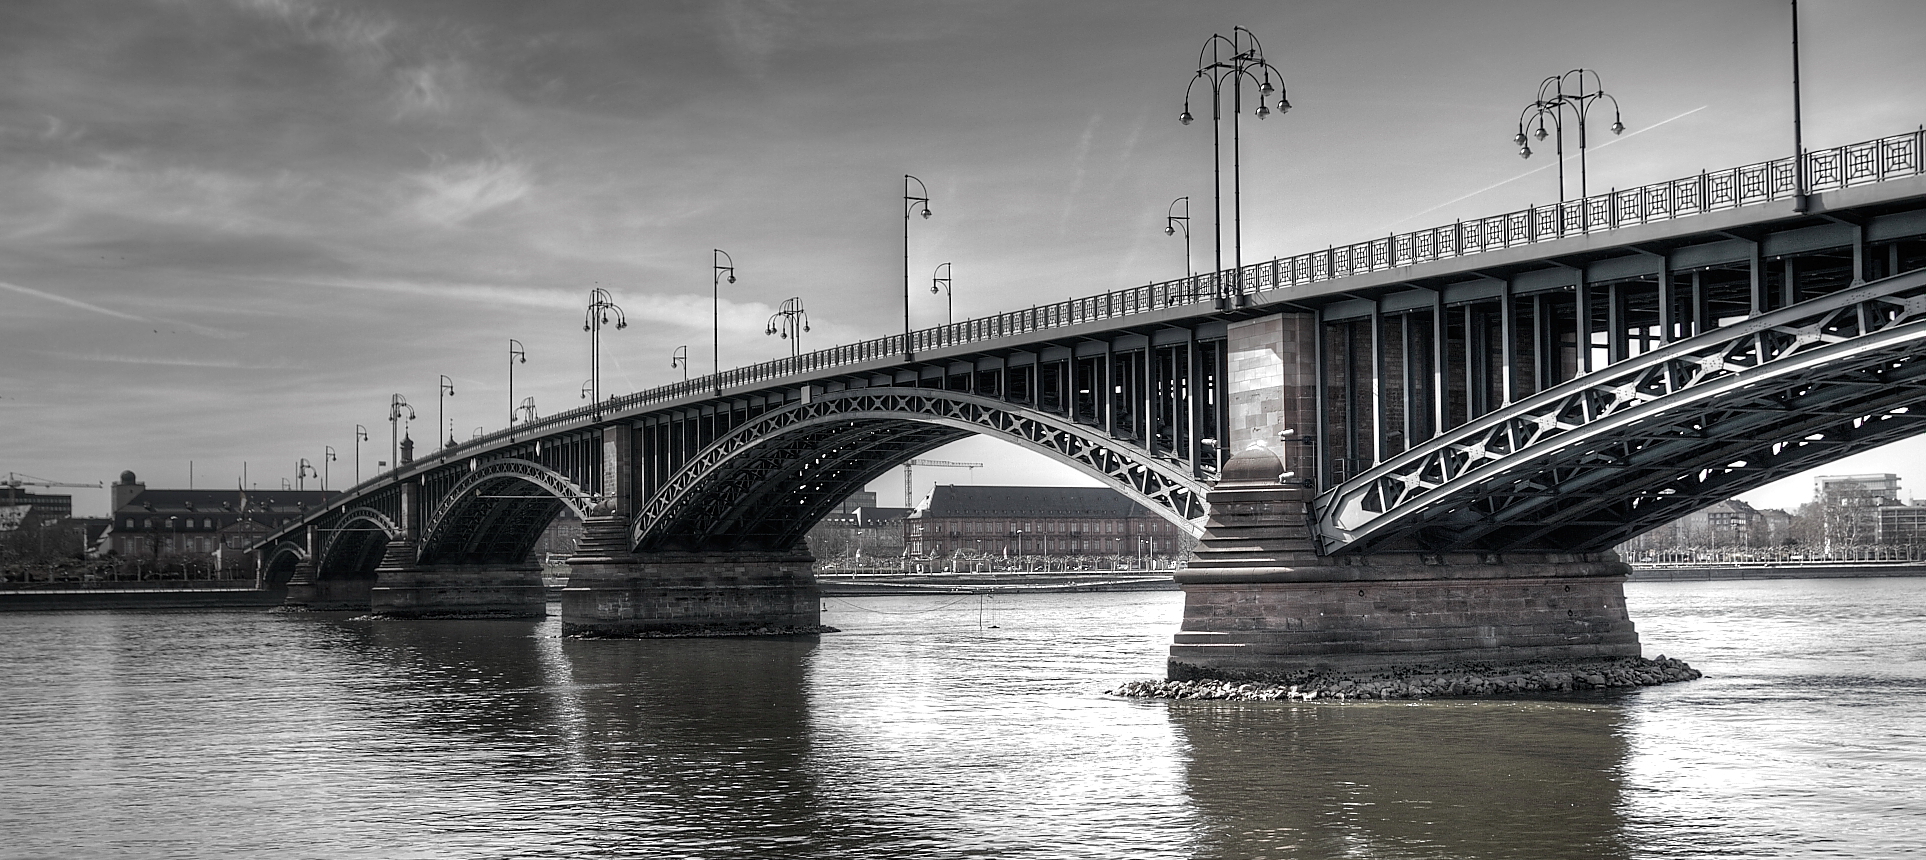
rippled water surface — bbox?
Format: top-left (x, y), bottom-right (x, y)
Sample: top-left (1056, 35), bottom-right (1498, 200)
top-left (2, 578), bottom-right (1923, 859)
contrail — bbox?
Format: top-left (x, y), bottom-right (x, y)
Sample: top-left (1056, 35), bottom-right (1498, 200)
top-left (0, 281), bottom-right (148, 322)
top-left (1385, 105), bottom-right (1710, 229)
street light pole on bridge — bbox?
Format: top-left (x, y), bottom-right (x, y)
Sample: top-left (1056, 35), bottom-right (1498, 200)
top-left (1164, 196), bottom-right (1192, 278)
top-left (1513, 69), bottom-right (1625, 214)
top-left (388, 394), bottom-right (414, 474)
top-left (671, 345), bottom-right (689, 383)
top-left (903, 175), bottom-right (932, 355)
top-left (353, 424), bottom-right (368, 484)
top-left (713, 250), bottom-right (735, 394)
top-left (437, 374), bottom-right (456, 449)
top-left (322, 446), bottom-right (336, 492)
top-left (507, 339), bottom-right (526, 427)
top-left (584, 288), bottom-right (627, 418)
top-left (1181, 27), bottom-right (1289, 310)
top-left (930, 262), bottom-right (953, 325)
top-left (765, 298), bottom-right (811, 358)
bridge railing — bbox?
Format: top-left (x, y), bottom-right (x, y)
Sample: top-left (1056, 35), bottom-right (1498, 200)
top-left (422, 128), bottom-right (1926, 474)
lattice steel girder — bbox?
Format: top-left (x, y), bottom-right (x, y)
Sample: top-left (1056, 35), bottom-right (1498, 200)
top-left (414, 458), bottom-right (592, 566)
top-left (634, 389), bottom-right (1208, 553)
top-left (1317, 267), bottom-right (1926, 554)
top-left (314, 507), bottom-right (400, 577)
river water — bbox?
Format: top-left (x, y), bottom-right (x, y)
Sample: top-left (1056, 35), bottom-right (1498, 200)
top-left (1, 577), bottom-right (1922, 859)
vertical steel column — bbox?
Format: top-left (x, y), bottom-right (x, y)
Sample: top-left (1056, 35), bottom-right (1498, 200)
top-left (1186, 334), bottom-right (1202, 475)
top-left (1499, 279), bottom-right (1515, 405)
top-left (1691, 271), bottom-right (1707, 336)
top-left (1531, 293), bottom-right (1545, 392)
top-left (1102, 340), bottom-right (1116, 439)
top-left (1575, 272), bottom-right (1593, 374)
top-left (1400, 312), bottom-right (1415, 449)
top-left (1607, 280), bottom-right (1625, 364)
top-left (1431, 289), bottom-right (1447, 435)
top-left (1657, 254), bottom-right (1675, 344)
top-left (1370, 299), bottom-right (1384, 465)
top-left (1782, 259), bottom-right (1797, 308)
top-left (1313, 317), bottom-right (1329, 490)
top-left (1143, 345), bottom-right (1157, 451)
top-left (1749, 240), bottom-right (1765, 316)
top-left (1850, 222), bottom-right (1866, 285)
top-left (1462, 304), bottom-right (1478, 418)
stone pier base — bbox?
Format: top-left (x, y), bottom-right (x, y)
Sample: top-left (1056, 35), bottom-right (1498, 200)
top-left (1169, 552), bottom-right (1641, 678)
top-left (561, 549), bottom-right (822, 637)
top-left (1168, 444), bottom-right (1641, 679)
top-left (369, 564), bottom-right (548, 619)
top-left (283, 575), bottom-right (374, 611)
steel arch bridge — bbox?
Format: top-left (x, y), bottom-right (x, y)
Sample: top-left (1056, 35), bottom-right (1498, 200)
top-left (249, 127), bottom-right (1926, 640)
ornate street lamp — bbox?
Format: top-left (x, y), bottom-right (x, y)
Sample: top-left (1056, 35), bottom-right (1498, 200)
top-left (765, 297), bottom-right (811, 358)
top-left (1165, 196), bottom-right (1193, 277)
top-left (671, 345), bottom-right (689, 383)
top-left (507, 339), bottom-right (527, 426)
top-left (352, 424), bottom-right (369, 484)
top-left (517, 396), bottom-right (538, 423)
top-left (1181, 27), bottom-right (1290, 309)
top-left (322, 446), bottom-right (336, 492)
top-left (1513, 69), bottom-right (1625, 210)
top-left (387, 394), bottom-right (414, 474)
top-left (904, 174), bottom-right (932, 354)
top-left (584, 287), bottom-right (627, 417)
top-left (930, 262), bottom-right (953, 325)
top-left (296, 458), bottom-right (317, 491)
top-left (437, 374), bottom-right (457, 448)
top-left (713, 249), bottom-right (735, 391)
top-left (579, 379), bottom-right (595, 402)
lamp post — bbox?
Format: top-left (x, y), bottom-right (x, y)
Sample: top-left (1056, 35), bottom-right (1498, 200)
top-left (507, 339), bottom-right (526, 427)
top-left (765, 298), bottom-right (811, 358)
top-left (671, 345), bottom-right (689, 383)
top-left (1181, 27), bottom-right (1289, 309)
top-left (296, 458), bottom-right (316, 491)
top-left (353, 424), bottom-right (369, 484)
top-left (322, 446), bottom-right (336, 492)
top-left (903, 174), bottom-right (932, 355)
top-left (517, 397), bottom-right (538, 423)
top-left (930, 262), bottom-right (953, 325)
top-left (579, 379), bottom-right (595, 403)
top-left (584, 287), bottom-right (627, 417)
top-left (1165, 196), bottom-right (1192, 277)
top-left (713, 250), bottom-right (735, 391)
top-left (437, 374), bottom-right (456, 449)
top-left (1513, 69), bottom-right (1625, 211)
top-left (388, 394), bottom-right (414, 473)
top-left (1014, 528), bottom-right (1025, 569)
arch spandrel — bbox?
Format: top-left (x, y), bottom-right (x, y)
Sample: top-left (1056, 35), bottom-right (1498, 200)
top-left (415, 458), bottom-right (591, 566)
top-left (634, 389), bottom-right (1207, 553)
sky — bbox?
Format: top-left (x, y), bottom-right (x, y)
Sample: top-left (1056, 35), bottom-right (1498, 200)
top-left (4, 0), bottom-right (1925, 517)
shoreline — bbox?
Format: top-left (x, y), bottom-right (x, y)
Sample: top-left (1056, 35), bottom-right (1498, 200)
top-left (1115, 655), bottom-right (1702, 702)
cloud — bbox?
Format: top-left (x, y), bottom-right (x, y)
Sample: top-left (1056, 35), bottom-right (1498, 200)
top-left (41, 351), bottom-right (304, 370)
top-left (0, 280), bottom-right (148, 322)
top-left (408, 158), bottom-right (532, 226)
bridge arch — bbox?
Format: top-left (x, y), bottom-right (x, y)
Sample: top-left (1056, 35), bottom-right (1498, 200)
top-left (1317, 267), bottom-right (1926, 554)
top-left (313, 507), bottom-right (400, 578)
top-left (416, 458), bottom-right (591, 566)
top-left (261, 541), bottom-right (308, 588)
top-left (634, 389), bottom-right (1207, 553)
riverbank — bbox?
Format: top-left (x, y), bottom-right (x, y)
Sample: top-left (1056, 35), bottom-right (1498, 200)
top-left (0, 583), bottom-right (281, 611)
top-left (1115, 655), bottom-right (1702, 701)
top-left (1626, 562), bottom-right (1926, 581)
top-left (816, 572), bottom-right (1176, 595)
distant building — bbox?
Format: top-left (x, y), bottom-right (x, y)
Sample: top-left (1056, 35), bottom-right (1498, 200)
top-left (97, 470), bottom-right (334, 573)
top-left (904, 484), bottom-right (1187, 561)
top-left (805, 492), bottom-right (910, 562)
top-left (0, 490), bottom-right (73, 520)
top-left (1878, 503), bottom-right (1926, 545)
top-left (1815, 474), bottom-right (1902, 505)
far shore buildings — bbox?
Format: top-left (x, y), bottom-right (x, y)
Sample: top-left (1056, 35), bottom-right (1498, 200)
top-left (904, 485), bottom-right (1187, 564)
top-left (97, 470), bottom-right (335, 574)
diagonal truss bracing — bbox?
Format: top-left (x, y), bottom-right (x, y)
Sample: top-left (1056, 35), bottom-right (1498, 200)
top-left (1316, 267), bottom-right (1926, 554)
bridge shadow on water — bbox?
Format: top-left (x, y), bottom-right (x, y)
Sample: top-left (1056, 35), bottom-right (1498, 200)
top-left (1166, 699), bottom-right (1634, 860)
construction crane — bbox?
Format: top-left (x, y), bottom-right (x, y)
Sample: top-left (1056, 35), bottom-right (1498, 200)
top-left (1, 472), bottom-right (103, 505)
top-left (902, 459), bottom-right (984, 507)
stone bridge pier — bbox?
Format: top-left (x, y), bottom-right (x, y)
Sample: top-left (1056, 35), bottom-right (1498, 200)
top-left (1168, 313), bottom-right (1641, 679)
top-left (367, 480), bottom-right (550, 619)
top-left (560, 423), bottom-right (823, 637)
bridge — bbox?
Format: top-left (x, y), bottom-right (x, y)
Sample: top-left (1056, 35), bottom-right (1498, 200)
top-left (257, 127), bottom-right (1926, 675)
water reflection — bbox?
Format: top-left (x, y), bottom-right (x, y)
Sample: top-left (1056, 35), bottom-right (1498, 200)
top-left (1169, 699), bottom-right (1634, 860)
